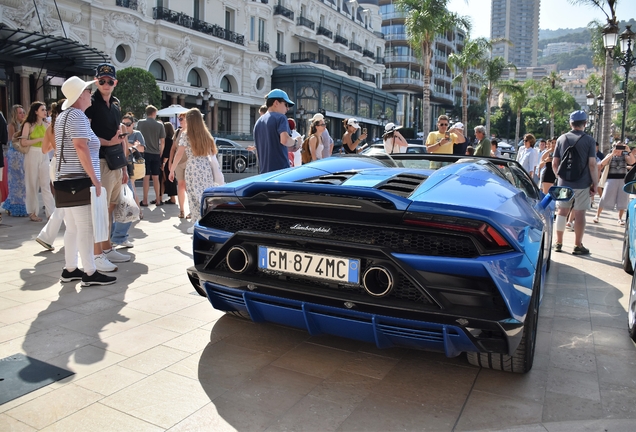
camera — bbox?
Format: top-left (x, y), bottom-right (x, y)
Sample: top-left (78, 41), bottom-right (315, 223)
top-left (445, 131), bottom-right (450, 139)
top-left (616, 145), bottom-right (626, 150)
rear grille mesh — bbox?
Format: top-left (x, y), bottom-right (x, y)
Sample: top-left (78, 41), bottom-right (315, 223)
top-left (201, 212), bottom-right (479, 258)
top-left (376, 173), bottom-right (428, 197)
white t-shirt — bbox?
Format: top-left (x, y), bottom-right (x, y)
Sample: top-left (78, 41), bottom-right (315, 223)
top-left (383, 136), bottom-right (407, 154)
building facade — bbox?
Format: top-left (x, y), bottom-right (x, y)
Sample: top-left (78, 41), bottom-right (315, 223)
top-left (490, 0), bottom-right (540, 68)
top-left (378, 0), bottom-right (479, 133)
top-left (0, 0), bottom-right (397, 140)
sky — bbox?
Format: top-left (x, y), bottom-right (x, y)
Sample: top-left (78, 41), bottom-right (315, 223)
top-left (447, 0), bottom-right (636, 40)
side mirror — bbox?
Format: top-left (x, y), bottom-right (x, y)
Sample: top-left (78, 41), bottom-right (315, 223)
top-left (549, 186), bottom-right (574, 201)
top-left (538, 186), bottom-right (574, 210)
top-left (624, 181), bottom-right (636, 195)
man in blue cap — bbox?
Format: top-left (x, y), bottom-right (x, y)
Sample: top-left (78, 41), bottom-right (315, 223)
top-left (253, 89), bottom-right (303, 173)
top-left (552, 110), bottom-right (598, 255)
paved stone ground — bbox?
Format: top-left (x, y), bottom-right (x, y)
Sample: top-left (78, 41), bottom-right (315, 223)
top-left (0, 187), bottom-right (635, 431)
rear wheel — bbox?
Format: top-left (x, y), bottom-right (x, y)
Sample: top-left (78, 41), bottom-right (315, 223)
top-left (622, 222), bottom-right (634, 274)
top-left (233, 156), bottom-right (247, 173)
top-left (467, 252), bottom-right (541, 373)
top-left (629, 273), bottom-right (636, 343)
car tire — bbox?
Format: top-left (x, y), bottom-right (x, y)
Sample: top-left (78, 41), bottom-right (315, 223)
top-left (629, 272), bottom-right (636, 343)
top-left (233, 156), bottom-right (247, 173)
top-left (622, 222), bottom-right (634, 275)
top-left (467, 251), bottom-right (541, 373)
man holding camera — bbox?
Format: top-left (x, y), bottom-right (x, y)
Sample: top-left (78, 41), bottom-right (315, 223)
top-left (552, 110), bottom-right (598, 255)
top-left (425, 115), bottom-right (465, 154)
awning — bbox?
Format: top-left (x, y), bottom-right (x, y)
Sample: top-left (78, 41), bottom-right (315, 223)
top-left (0, 24), bottom-right (109, 76)
top-left (326, 110), bottom-right (384, 126)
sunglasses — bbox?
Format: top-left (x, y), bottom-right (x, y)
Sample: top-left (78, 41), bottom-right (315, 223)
top-left (122, 122), bottom-right (133, 127)
top-left (178, 117), bottom-right (185, 121)
top-left (98, 79), bottom-right (115, 86)
top-left (439, 123), bottom-right (448, 126)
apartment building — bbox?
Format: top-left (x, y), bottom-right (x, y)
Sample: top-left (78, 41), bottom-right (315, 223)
top-left (378, 0), bottom-right (479, 132)
top-left (491, 0), bottom-right (540, 68)
top-left (0, 0), bottom-right (396, 139)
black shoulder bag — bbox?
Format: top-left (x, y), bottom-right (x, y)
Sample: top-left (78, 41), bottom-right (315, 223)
top-left (53, 110), bottom-right (93, 208)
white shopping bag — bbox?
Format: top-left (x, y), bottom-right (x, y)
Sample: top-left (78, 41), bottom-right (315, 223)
top-left (114, 184), bottom-right (140, 223)
top-left (91, 186), bottom-right (109, 243)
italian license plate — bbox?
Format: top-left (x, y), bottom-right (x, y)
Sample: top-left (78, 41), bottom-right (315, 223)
top-left (258, 246), bottom-right (360, 284)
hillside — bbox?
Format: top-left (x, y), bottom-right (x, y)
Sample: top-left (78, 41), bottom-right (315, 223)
top-left (539, 27), bottom-right (587, 40)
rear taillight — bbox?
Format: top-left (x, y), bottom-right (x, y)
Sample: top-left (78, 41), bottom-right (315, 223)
top-left (403, 213), bottom-right (512, 254)
top-left (203, 196), bottom-right (244, 216)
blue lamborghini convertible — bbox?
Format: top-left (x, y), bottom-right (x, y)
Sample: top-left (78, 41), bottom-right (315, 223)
top-left (620, 181), bottom-right (636, 343)
top-left (187, 154), bottom-right (573, 373)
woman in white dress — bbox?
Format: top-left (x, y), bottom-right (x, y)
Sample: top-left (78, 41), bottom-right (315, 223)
top-left (169, 108), bottom-right (224, 233)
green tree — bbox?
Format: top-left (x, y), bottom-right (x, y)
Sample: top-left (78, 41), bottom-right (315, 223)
top-left (112, 67), bottom-right (162, 119)
top-left (498, 79), bottom-right (533, 145)
top-left (396, 0), bottom-right (470, 136)
top-left (481, 56), bottom-right (516, 137)
top-left (570, 0), bottom-right (620, 151)
top-left (448, 37), bottom-right (491, 128)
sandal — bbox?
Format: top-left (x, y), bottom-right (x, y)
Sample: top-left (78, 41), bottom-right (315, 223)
top-left (186, 213), bottom-right (191, 219)
top-left (179, 211), bottom-right (185, 218)
top-left (592, 217), bottom-right (599, 223)
top-left (155, 201), bottom-right (164, 206)
top-left (619, 219), bottom-right (625, 226)
top-left (139, 201), bottom-right (148, 207)
top-left (29, 214), bottom-right (42, 222)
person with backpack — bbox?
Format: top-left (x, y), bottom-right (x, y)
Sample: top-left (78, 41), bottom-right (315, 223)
top-left (552, 110), bottom-right (598, 255)
top-left (592, 142), bottom-right (635, 225)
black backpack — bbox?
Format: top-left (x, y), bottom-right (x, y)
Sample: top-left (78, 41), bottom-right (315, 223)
top-left (557, 134), bottom-right (585, 182)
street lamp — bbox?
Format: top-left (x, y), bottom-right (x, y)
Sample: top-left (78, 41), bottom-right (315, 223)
top-left (539, 118), bottom-right (550, 138)
top-left (603, 24), bottom-right (636, 142)
top-left (587, 92), bottom-right (603, 140)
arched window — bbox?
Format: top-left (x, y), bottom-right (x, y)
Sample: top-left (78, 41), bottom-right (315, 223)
top-left (359, 101), bottom-right (370, 118)
top-left (149, 60), bottom-right (166, 81)
top-left (221, 76), bottom-right (232, 93)
top-left (322, 90), bottom-right (337, 111)
top-left (187, 69), bottom-right (202, 87)
top-left (342, 96), bottom-right (355, 115)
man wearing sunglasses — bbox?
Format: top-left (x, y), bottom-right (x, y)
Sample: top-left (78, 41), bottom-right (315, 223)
top-left (85, 63), bottom-right (130, 271)
top-left (425, 115), bottom-right (465, 154)
top-left (253, 89), bottom-right (303, 173)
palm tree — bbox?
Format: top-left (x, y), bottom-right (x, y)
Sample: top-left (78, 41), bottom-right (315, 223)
top-left (396, 0), bottom-right (470, 136)
top-left (481, 56), bottom-right (516, 137)
top-left (448, 37), bottom-right (491, 128)
top-left (569, 0), bottom-right (619, 151)
top-left (498, 79), bottom-right (532, 145)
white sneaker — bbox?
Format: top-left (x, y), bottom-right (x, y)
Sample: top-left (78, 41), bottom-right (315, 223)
top-left (95, 254), bottom-right (118, 272)
top-left (104, 248), bottom-right (131, 263)
top-left (114, 240), bottom-right (134, 249)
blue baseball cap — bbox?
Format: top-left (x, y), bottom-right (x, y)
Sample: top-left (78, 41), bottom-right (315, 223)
top-left (569, 110), bottom-right (587, 122)
top-left (265, 89), bottom-right (294, 107)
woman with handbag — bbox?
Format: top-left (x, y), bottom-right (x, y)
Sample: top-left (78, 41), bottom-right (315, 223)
top-left (1, 104), bottom-right (28, 217)
top-left (169, 108), bottom-right (224, 234)
top-left (55, 76), bottom-right (115, 286)
top-left (19, 101), bottom-right (55, 222)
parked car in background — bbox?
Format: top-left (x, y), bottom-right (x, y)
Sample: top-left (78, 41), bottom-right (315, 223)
top-left (361, 143), bottom-right (428, 155)
top-left (187, 153), bottom-right (573, 373)
top-left (214, 137), bottom-right (257, 173)
top-left (498, 142), bottom-right (517, 160)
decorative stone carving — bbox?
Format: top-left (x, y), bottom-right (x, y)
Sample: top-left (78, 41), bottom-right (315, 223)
top-left (104, 12), bottom-right (140, 46)
top-left (168, 36), bottom-right (195, 81)
top-left (205, 46), bottom-right (227, 76)
top-left (137, 0), bottom-right (148, 17)
top-left (5, 0), bottom-right (60, 33)
top-left (155, 35), bottom-right (163, 46)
